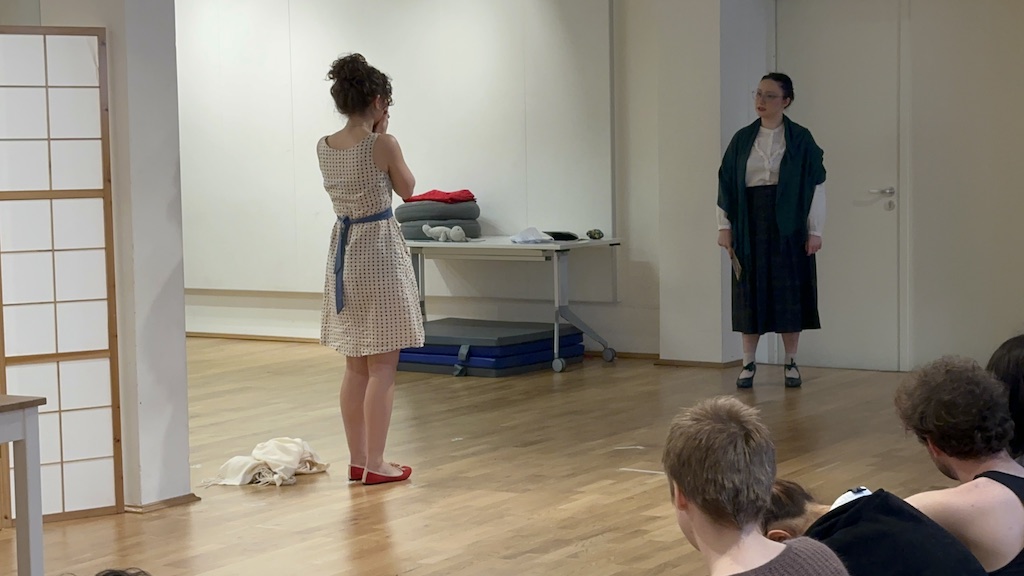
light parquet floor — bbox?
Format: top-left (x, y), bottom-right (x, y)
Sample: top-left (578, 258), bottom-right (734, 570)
top-left (1, 338), bottom-right (954, 575)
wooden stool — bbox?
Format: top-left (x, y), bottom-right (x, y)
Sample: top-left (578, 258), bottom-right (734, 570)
top-left (0, 395), bottom-right (46, 576)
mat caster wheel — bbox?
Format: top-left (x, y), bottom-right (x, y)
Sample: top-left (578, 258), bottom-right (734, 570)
top-left (552, 358), bottom-right (567, 373)
top-left (602, 348), bottom-right (617, 362)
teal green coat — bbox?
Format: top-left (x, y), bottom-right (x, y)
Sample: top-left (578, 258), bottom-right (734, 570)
top-left (717, 115), bottom-right (826, 267)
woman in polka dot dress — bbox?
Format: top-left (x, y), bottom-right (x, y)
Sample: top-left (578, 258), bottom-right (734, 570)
top-left (317, 53), bottom-right (424, 485)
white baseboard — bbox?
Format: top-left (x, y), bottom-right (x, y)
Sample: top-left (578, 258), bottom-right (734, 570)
top-left (184, 290), bottom-right (659, 354)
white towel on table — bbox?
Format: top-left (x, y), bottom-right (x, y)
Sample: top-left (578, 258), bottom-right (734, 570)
top-left (199, 437), bottom-right (330, 487)
top-left (510, 227), bottom-right (553, 244)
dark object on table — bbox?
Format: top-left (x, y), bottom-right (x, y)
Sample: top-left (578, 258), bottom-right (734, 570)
top-left (543, 231), bottom-right (579, 241)
top-left (586, 229), bottom-right (604, 240)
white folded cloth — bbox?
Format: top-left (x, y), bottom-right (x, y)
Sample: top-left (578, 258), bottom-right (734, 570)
top-left (510, 227), bottom-right (553, 244)
top-left (830, 486), bottom-right (873, 510)
top-left (199, 437), bottom-right (330, 487)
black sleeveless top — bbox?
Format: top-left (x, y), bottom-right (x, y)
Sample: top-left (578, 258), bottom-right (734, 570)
top-left (976, 471), bottom-right (1024, 575)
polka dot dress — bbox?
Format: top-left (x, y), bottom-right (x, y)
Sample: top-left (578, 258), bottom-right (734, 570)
top-left (317, 132), bottom-right (425, 357)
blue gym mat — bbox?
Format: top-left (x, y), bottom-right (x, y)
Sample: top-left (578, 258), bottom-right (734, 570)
top-left (398, 317), bottom-right (586, 376)
top-left (401, 343), bottom-right (585, 369)
top-left (408, 333), bottom-right (584, 358)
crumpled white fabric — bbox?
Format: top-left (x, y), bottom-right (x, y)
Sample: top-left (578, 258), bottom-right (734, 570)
top-left (510, 227), bottom-right (553, 244)
top-left (199, 437), bottom-right (330, 487)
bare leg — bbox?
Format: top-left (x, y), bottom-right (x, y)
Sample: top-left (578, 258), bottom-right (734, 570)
top-left (365, 350), bottom-right (403, 476)
top-left (740, 334), bottom-right (760, 379)
top-left (341, 356), bottom-right (370, 467)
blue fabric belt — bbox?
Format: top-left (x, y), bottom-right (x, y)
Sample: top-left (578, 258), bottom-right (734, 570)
top-left (334, 206), bottom-right (393, 313)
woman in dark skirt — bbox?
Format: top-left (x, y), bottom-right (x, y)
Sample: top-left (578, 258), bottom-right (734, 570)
top-left (716, 73), bottom-right (826, 389)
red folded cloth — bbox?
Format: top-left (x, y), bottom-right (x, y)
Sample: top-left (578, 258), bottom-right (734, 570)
top-left (405, 189), bottom-right (476, 203)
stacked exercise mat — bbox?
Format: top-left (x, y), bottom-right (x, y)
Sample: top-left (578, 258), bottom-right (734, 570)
top-left (396, 189), bottom-right (482, 240)
top-left (399, 318), bottom-right (586, 377)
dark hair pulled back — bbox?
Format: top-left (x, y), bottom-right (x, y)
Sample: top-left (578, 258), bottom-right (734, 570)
top-left (988, 334), bottom-right (1024, 458)
top-left (762, 72), bottom-right (794, 108)
top-left (326, 53), bottom-right (393, 116)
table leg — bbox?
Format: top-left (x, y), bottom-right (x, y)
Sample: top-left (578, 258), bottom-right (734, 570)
top-left (553, 251), bottom-right (616, 363)
top-left (13, 409), bottom-right (43, 576)
top-left (552, 253), bottom-right (563, 360)
top-left (412, 251), bottom-right (426, 318)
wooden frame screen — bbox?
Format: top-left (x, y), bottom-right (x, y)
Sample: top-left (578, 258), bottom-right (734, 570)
top-left (0, 25), bottom-right (123, 525)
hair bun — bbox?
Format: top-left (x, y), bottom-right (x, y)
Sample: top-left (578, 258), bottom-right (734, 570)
top-left (326, 53), bottom-right (393, 117)
top-left (328, 53), bottom-right (369, 82)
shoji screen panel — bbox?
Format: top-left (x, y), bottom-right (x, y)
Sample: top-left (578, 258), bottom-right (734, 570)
top-left (0, 27), bottom-right (122, 525)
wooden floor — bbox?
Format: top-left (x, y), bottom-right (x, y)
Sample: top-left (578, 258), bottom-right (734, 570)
top-left (1, 338), bottom-right (953, 576)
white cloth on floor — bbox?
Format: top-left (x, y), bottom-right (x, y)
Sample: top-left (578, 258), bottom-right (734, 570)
top-left (510, 227), bottom-right (553, 244)
top-left (200, 437), bottom-right (330, 487)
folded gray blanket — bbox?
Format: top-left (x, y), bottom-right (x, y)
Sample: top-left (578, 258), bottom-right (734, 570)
top-left (395, 200), bottom-right (480, 223)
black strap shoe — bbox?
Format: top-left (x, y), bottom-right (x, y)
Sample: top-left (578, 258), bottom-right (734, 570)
top-left (737, 362), bottom-right (756, 389)
top-left (785, 360), bottom-right (802, 388)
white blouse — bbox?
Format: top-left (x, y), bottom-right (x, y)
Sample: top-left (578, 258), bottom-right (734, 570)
top-left (717, 125), bottom-right (826, 236)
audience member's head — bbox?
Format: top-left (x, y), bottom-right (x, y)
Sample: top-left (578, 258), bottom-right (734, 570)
top-left (988, 334), bottom-right (1024, 459)
top-left (895, 355), bottom-right (1015, 478)
top-left (762, 479), bottom-right (830, 541)
top-left (662, 395), bottom-right (776, 546)
top-left (95, 571), bottom-right (150, 576)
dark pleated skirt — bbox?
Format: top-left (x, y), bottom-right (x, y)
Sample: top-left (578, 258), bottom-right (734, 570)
top-left (732, 185), bottom-right (820, 335)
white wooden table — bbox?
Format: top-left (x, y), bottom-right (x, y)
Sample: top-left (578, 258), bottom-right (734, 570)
top-left (0, 395), bottom-right (46, 576)
top-left (405, 235), bottom-right (621, 372)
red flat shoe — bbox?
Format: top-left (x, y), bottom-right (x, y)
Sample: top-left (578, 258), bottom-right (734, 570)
top-left (348, 465), bottom-right (364, 482)
top-left (362, 464), bottom-right (412, 485)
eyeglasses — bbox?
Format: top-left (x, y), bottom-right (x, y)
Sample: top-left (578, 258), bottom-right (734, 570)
top-left (752, 91), bottom-right (782, 102)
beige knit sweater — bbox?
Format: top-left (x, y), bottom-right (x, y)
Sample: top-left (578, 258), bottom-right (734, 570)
top-left (732, 537), bottom-right (850, 576)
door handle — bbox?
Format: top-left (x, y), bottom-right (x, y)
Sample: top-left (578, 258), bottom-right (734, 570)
top-left (868, 187), bottom-right (896, 196)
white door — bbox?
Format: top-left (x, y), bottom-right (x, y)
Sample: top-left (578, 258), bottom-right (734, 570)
top-left (773, 0), bottom-right (901, 370)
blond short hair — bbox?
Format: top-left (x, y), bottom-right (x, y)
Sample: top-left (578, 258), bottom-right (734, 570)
top-left (662, 396), bottom-right (776, 527)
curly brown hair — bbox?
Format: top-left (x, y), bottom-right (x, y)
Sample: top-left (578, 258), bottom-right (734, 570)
top-left (662, 396), bottom-right (776, 528)
top-left (326, 53), bottom-right (393, 116)
top-left (894, 355), bottom-right (1014, 459)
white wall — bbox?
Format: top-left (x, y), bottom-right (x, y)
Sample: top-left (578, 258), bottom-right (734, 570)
top-left (655, 0), bottom-right (726, 363)
top-left (176, 0), bottom-right (613, 293)
top-left (179, 0), bottom-right (634, 350)
top-left (650, 0), bottom-right (775, 364)
top-left (425, 0), bottom-right (664, 356)
top-left (0, 0), bottom-right (40, 26)
top-left (720, 0), bottom-right (775, 364)
top-left (907, 0), bottom-right (1024, 364)
top-left (184, 0), bottom-right (775, 361)
top-left (40, 0), bottom-right (193, 507)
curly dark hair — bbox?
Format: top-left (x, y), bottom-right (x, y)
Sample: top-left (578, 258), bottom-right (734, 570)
top-left (895, 355), bottom-right (1014, 459)
top-left (326, 53), bottom-right (393, 116)
top-left (988, 334), bottom-right (1024, 458)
